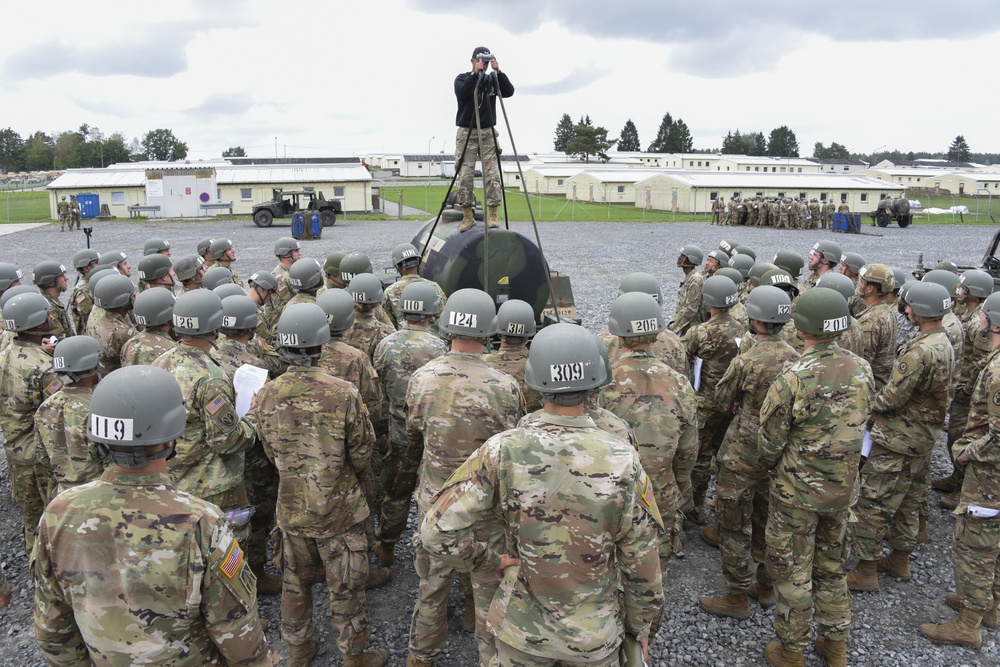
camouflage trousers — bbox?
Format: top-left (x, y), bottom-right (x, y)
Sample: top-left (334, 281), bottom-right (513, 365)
top-left (279, 526), bottom-right (370, 656)
top-left (766, 498), bottom-right (851, 652)
top-left (409, 534), bottom-right (502, 664)
top-left (496, 639), bottom-right (620, 667)
top-left (378, 420), bottom-right (419, 545)
top-left (9, 462), bottom-right (50, 552)
top-left (952, 513), bottom-right (1000, 614)
top-left (690, 407), bottom-right (734, 516)
top-left (456, 126), bottom-right (502, 207)
top-left (851, 444), bottom-right (926, 559)
top-left (945, 395), bottom-right (972, 483)
top-left (717, 466), bottom-right (770, 592)
top-left (649, 509), bottom-right (683, 640)
top-left (245, 439), bottom-right (279, 570)
top-left (204, 484), bottom-right (252, 547)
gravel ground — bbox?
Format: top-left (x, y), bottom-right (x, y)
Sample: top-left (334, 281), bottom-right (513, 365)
top-left (0, 216), bottom-right (997, 666)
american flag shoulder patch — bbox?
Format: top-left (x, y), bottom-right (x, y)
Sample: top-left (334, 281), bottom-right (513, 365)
top-left (45, 378), bottom-right (64, 395)
top-left (75, 293), bottom-right (86, 304)
top-left (220, 540), bottom-right (244, 579)
top-left (206, 394), bottom-right (226, 415)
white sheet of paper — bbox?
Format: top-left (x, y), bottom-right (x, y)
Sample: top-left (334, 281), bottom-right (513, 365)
top-left (233, 364), bottom-right (269, 418)
top-left (861, 429), bottom-right (873, 457)
top-left (693, 357), bottom-right (703, 392)
top-left (968, 505), bottom-right (1000, 518)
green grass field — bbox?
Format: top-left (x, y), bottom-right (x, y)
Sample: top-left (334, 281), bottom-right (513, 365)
top-left (0, 190), bottom-right (51, 223)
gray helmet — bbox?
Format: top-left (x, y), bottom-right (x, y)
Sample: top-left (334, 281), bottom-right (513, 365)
top-left (399, 281), bottom-right (440, 316)
top-left (728, 254), bottom-right (755, 279)
top-left (220, 295), bottom-right (259, 331)
top-left (276, 303), bottom-right (331, 349)
top-left (732, 245), bottom-right (757, 261)
top-left (524, 323), bottom-right (607, 393)
top-left (749, 262), bottom-right (778, 287)
top-left (71, 249), bottom-right (100, 270)
top-left (87, 268), bottom-right (117, 290)
top-left (815, 272), bottom-right (857, 301)
top-left (496, 299), bottom-right (537, 339)
top-left (340, 252), bottom-right (374, 283)
top-left (935, 260), bottom-right (959, 274)
top-left (324, 251), bottom-right (347, 277)
top-left (608, 292), bottom-right (665, 337)
top-left (392, 242), bottom-right (421, 268)
top-left (617, 272), bottom-right (662, 305)
top-left (773, 250), bottom-right (805, 278)
top-left (174, 255), bottom-right (205, 282)
top-left (761, 269), bottom-right (800, 297)
top-left (793, 288), bottom-right (850, 336)
top-left (132, 288), bottom-right (175, 327)
top-left (93, 274), bottom-right (135, 310)
top-left (2, 292), bottom-right (50, 332)
top-left (746, 285), bottom-right (793, 324)
top-left (905, 281), bottom-right (952, 318)
top-left (143, 238), bottom-right (170, 256)
top-left (439, 288), bottom-right (497, 337)
top-left (316, 288), bottom-right (356, 332)
top-left (715, 267), bottom-right (744, 287)
top-left (718, 240), bottom-right (738, 255)
top-left (347, 273), bottom-right (384, 305)
top-left (959, 269), bottom-right (994, 299)
top-left (201, 266), bottom-right (234, 291)
top-left (172, 289), bottom-right (224, 336)
top-left (840, 252), bottom-right (866, 275)
top-left (890, 267), bottom-right (909, 294)
top-left (88, 366), bottom-right (187, 467)
top-left (288, 258), bottom-right (324, 292)
top-left (0, 284), bottom-right (39, 310)
top-left (982, 292), bottom-right (1000, 327)
top-left (213, 283), bottom-right (246, 300)
top-left (921, 269), bottom-right (961, 292)
top-left (32, 261), bottom-right (67, 287)
top-left (248, 271), bottom-right (279, 292)
top-left (137, 254), bottom-right (173, 282)
top-left (701, 275), bottom-right (739, 309)
top-left (274, 237), bottom-right (301, 258)
top-left (52, 335), bottom-right (101, 378)
top-left (197, 238), bottom-right (214, 257)
top-left (811, 240), bottom-right (843, 265)
top-left (99, 250), bottom-right (127, 267)
top-left (706, 249), bottom-right (730, 267)
top-left (209, 238), bottom-right (233, 260)
top-left (679, 244), bottom-right (703, 266)
top-left (0, 263), bottom-right (23, 291)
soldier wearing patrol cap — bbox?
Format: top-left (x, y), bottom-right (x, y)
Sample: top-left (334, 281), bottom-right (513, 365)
top-left (420, 322), bottom-right (664, 666)
top-left (757, 287), bottom-right (874, 667)
top-left (405, 288), bottom-right (524, 667)
top-left (68, 249), bottom-right (99, 334)
top-left (32, 365), bottom-right (277, 666)
top-left (670, 244), bottom-right (705, 336)
top-left (801, 240), bottom-right (842, 292)
top-left (33, 260), bottom-right (74, 338)
top-left (121, 288), bottom-right (176, 366)
top-left (382, 242), bottom-right (448, 330)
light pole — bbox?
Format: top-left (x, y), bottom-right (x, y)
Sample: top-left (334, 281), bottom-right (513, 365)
top-left (426, 136), bottom-right (435, 213)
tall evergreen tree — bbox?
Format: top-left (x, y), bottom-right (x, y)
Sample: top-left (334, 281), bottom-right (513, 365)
top-left (617, 119), bottom-right (641, 152)
top-left (767, 125), bottom-right (799, 157)
top-left (665, 119), bottom-right (693, 152)
top-left (948, 135), bottom-right (971, 162)
top-left (553, 113), bottom-right (575, 152)
top-left (566, 121), bottom-right (617, 163)
top-left (646, 112), bottom-right (674, 153)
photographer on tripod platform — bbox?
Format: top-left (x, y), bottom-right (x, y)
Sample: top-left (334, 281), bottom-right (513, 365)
top-left (454, 46), bottom-right (514, 232)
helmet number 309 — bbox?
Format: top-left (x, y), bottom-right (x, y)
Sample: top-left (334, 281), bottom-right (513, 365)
top-left (91, 414), bottom-right (134, 441)
top-left (550, 362), bottom-right (584, 383)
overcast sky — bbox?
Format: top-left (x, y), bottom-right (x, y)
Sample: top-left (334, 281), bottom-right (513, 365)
top-left (3, 0), bottom-right (998, 162)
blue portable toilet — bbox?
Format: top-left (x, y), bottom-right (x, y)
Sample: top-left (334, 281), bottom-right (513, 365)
top-left (76, 193), bottom-right (100, 219)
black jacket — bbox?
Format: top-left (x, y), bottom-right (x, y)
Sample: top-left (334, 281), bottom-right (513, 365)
top-left (454, 70), bottom-right (514, 128)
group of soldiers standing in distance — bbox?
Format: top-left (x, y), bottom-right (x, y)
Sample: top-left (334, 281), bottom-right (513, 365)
top-left (1, 224), bottom-right (1000, 667)
top-left (55, 195), bottom-right (81, 232)
top-left (711, 195), bottom-right (853, 230)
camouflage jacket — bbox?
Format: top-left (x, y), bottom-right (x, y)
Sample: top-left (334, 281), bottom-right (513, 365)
top-left (956, 303), bottom-right (991, 400)
top-left (485, 345), bottom-right (544, 413)
top-left (669, 270), bottom-right (704, 336)
top-left (318, 337), bottom-right (385, 434)
top-left (342, 310), bottom-right (395, 362)
top-left (683, 310), bottom-right (742, 413)
top-left (597, 328), bottom-right (688, 377)
top-left (600, 349), bottom-right (698, 518)
top-left (871, 326), bottom-right (954, 458)
top-left (520, 401), bottom-right (639, 449)
top-left (857, 301), bottom-right (899, 390)
top-left (44, 292), bottom-right (74, 338)
top-left (953, 346), bottom-right (1000, 511)
top-left (406, 351), bottom-right (523, 512)
top-left (247, 335), bottom-right (286, 379)
top-left (34, 384), bottom-right (101, 495)
top-left (0, 340), bottom-right (62, 465)
top-left (943, 311), bottom-right (966, 389)
top-left (759, 341), bottom-right (874, 512)
top-left (716, 334), bottom-right (800, 476)
top-left (799, 271), bottom-right (820, 293)
top-left (121, 329), bottom-right (175, 367)
top-left (32, 468), bottom-right (274, 667)
top-left (210, 335), bottom-right (265, 381)
top-left (153, 343), bottom-right (255, 499)
top-left (373, 324), bottom-right (448, 423)
top-left (896, 309), bottom-right (919, 350)
top-left (86, 308), bottom-right (135, 375)
top-left (381, 274), bottom-right (448, 330)
top-left (270, 262), bottom-right (294, 309)
top-left (254, 365), bottom-right (374, 538)
top-left (419, 413), bottom-right (664, 659)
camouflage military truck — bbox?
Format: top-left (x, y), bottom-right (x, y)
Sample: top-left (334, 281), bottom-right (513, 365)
top-left (914, 227), bottom-right (1000, 291)
top-left (870, 196), bottom-right (912, 228)
top-left (251, 187), bottom-right (342, 228)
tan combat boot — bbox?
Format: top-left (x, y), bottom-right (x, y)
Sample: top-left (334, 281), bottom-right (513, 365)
top-left (945, 592), bottom-right (999, 629)
top-left (250, 563), bottom-right (283, 596)
top-left (846, 559), bottom-right (879, 592)
top-left (486, 205), bottom-right (499, 228)
top-left (462, 593), bottom-right (476, 632)
top-left (764, 640), bottom-right (804, 667)
top-left (814, 636), bottom-right (847, 667)
top-left (939, 488), bottom-right (960, 511)
top-left (876, 550), bottom-right (912, 581)
top-left (699, 591), bottom-right (751, 619)
top-left (919, 608), bottom-right (984, 649)
top-left (917, 513), bottom-right (929, 543)
top-left (931, 472), bottom-right (959, 492)
top-left (289, 640), bottom-right (319, 667)
top-left (748, 565), bottom-right (776, 607)
top-left (700, 525), bottom-right (721, 548)
top-left (374, 540), bottom-right (395, 567)
top-left (406, 655), bottom-right (434, 667)
top-left (459, 207), bottom-right (475, 232)
top-left (365, 566), bottom-right (392, 589)
top-left (343, 648), bottom-right (389, 667)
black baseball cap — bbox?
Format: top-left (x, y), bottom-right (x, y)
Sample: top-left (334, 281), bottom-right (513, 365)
top-left (472, 46), bottom-right (490, 57)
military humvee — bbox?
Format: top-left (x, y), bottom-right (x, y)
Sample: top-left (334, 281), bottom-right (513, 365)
top-left (252, 187), bottom-right (342, 228)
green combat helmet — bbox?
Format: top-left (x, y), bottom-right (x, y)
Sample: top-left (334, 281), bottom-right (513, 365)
top-left (71, 250), bottom-right (100, 270)
top-left (749, 263), bottom-right (779, 288)
top-left (811, 240), bottom-right (843, 266)
top-left (340, 252), bottom-right (374, 284)
top-left (143, 238), bottom-right (171, 256)
top-left (731, 245), bottom-right (757, 261)
top-left (213, 284), bottom-right (245, 300)
top-left (51, 336), bottom-right (101, 381)
top-left (773, 250), bottom-right (805, 279)
top-left (288, 258), bottom-right (324, 292)
top-left (793, 288), bottom-right (850, 337)
top-left (714, 267), bottom-right (744, 288)
top-left (99, 250), bottom-right (128, 270)
top-left (87, 268), bottom-right (118, 290)
top-left (702, 275), bottom-right (739, 309)
top-left (858, 263), bottom-right (895, 295)
top-left (524, 322), bottom-right (606, 395)
top-left (815, 272), bottom-right (856, 301)
top-left (982, 292), bottom-right (1000, 327)
top-left (316, 288), bottom-right (356, 332)
top-left (248, 271), bottom-right (278, 292)
top-left (275, 303), bottom-right (331, 364)
top-left (132, 289), bottom-right (175, 328)
top-left (439, 288), bottom-right (497, 338)
top-left (718, 240), bottom-right (738, 255)
top-left (201, 266), bottom-right (234, 291)
top-left (274, 237), bottom-right (301, 259)
top-left (889, 267), bottom-right (909, 294)
top-left (347, 273), bottom-right (384, 305)
top-left (935, 260), bottom-right (959, 274)
top-left (324, 251), bottom-right (348, 278)
top-left (761, 269), bottom-right (800, 298)
top-left (746, 285), bottom-right (793, 324)
top-left (608, 292), bottom-right (665, 337)
top-left (0, 285), bottom-right (40, 311)
top-left (728, 254), bottom-right (755, 280)
top-left (399, 282), bottom-right (441, 316)
top-left (618, 272), bottom-right (662, 304)
top-left (959, 269), bottom-right (994, 299)
top-left (137, 254), bottom-right (173, 283)
top-left (921, 269), bottom-right (961, 294)
top-left (171, 289), bottom-right (224, 337)
top-left (174, 256), bottom-right (205, 282)
top-left (196, 238), bottom-right (214, 257)
top-left (840, 252), bottom-right (866, 276)
top-left (2, 292), bottom-right (50, 332)
top-left (88, 366), bottom-right (187, 468)
top-left (220, 295), bottom-right (259, 333)
top-left (706, 249), bottom-right (730, 270)
top-left (496, 299), bottom-right (537, 339)
top-left (392, 243), bottom-right (421, 270)
top-left (679, 245), bottom-right (704, 266)
top-left (93, 275), bottom-right (135, 310)
top-left (905, 281), bottom-right (952, 318)
top-left (209, 238), bottom-right (233, 261)
top-left (0, 263), bottom-right (24, 291)
top-left (32, 261), bottom-right (68, 287)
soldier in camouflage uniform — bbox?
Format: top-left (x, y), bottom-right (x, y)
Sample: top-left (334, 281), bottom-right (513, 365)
top-left (197, 237), bottom-right (215, 269)
top-left (57, 196), bottom-right (70, 231)
top-left (68, 249), bottom-right (99, 335)
top-left (683, 275), bottom-right (743, 524)
top-left (800, 240), bottom-right (842, 292)
top-left (270, 236), bottom-right (301, 311)
top-left (212, 294), bottom-right (283, 380)
top-left (810, 274), bottom-right (865, 358)
top-left (700, 286), bottom-right (801, 620)
top-left (319, 251), bottom-right (348, 294)
top-left (823, 199), bottom-right (836, 229)
top-left (382, 242), bottom-right (449, 330)
top-left (893, 276), bottom-right (920, 349)
top-left (99, 250), bottom-right (131, 277)
top-left (0, 265), bottom-right (27, 352)
top-left (344, 273), bottom-right (396, 361)
top-left (486, 299), bottom-right (543, 413)
top-left (420, 322), bottom-right (664, 666)
top-left (210, 238), bottom-right (242, 286)
top-left (405, 289), bottom-right (523, 667)
top-left (838, 252), bottom-right (867, 318)
top-left (920, 291), bottom-right (1000, 649)
top-left (284, 257), bottom-right (325, 311)
top-left (339, 253), bottom-right (396, 328)
top-left (86, 274), bottom-right (136, 375)
top-left (848, 282), bottom-right (955, 593)
top-left (716, 267), bottom-right (748, 329)
top-left (33, 260), bottom-right (74, 338)
top-left (670, 244), bottom-right (705, 336)
top-left (254, 304), bottom-right (388, 667)
top-left (808, 199), bottom-right (821, 230)
top-left (855, 264), bottom-right (899, 390)
top-left (32, 365), bottom-right (277, 667)
top-left (203, 265), bottom-right (236, 292)
top-left (248, 270), bottom-right (281, 347)
top-left (122, 288), bottom-right (176, 366)
top-left (175, 254), bottom-right (206, 294)
top-left (711, 196), bottom-right (723, 224)
top-left (757, 288), bottom-right (874, 667)
top-left (136, 252), bottom-right (176, 293)
top-left (600, 271), bottom-right (688, 375)
top-left (34, 336), bottom-right (103, 499)
top-left (0, 292), bottom-right (63, 550)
